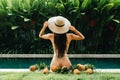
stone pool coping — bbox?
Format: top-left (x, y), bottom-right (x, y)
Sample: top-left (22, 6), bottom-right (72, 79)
top-left (0, 69), bottom-right (120, 73)
top-left (0, 54), bottom-right (120, 58)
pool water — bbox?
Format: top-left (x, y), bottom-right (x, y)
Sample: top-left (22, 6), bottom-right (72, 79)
top-left (0, 58), bottom-right (120, 69)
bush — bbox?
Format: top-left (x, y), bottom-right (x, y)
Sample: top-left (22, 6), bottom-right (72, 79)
top-left (0, 0), bottom-right (120, 54)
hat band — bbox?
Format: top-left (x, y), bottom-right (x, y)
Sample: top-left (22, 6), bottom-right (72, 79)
top-left (54, 22), bottom-right (65, 27)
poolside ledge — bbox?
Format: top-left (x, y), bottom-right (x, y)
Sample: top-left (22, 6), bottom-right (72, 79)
top-left (0, 54), bottom-right (120, 58)
top-left (0, 69), bottom-right (120, 73)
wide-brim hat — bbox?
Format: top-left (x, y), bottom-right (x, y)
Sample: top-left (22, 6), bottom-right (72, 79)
top-left (48, 16), bottom-right (71, 34)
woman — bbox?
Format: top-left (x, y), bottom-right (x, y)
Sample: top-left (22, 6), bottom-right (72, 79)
top-left (39, 16), bottom-right (85, 69)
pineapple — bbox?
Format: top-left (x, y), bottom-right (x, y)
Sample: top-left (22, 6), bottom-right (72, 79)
top-left (51, 66), bottom-right (58, 72)
top-left (86, 68), bottom-right (93, 74)
top-left (42, 68), bottom-right (49, 74)
top-left (77, 64), bottom-right (86, 71)
top-left (85, 63), bottom-right (94, 74)
top-left (29, 65), bottom-right (38, 72)
top-left (73, 69), bottom-right (80, 74)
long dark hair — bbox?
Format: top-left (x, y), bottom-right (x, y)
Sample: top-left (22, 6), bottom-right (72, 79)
top-left (54, 33), bottom-right (67, 58)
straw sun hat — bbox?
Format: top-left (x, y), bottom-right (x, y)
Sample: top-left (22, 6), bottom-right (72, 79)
top-left (48, 16), bottom-right (71, 34)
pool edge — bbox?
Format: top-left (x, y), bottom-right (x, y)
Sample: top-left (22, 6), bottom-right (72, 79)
top-left (0, 69), bottom-right (120, 73)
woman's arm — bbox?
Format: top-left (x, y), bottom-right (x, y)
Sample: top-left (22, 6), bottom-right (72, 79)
top-left (39, 21), bottom-right (52, 39)
top-left (69, 26), bottom-right (85, 40)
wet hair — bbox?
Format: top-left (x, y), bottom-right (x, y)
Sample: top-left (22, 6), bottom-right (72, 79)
top-left (54, 33), bottom-right (67, 58)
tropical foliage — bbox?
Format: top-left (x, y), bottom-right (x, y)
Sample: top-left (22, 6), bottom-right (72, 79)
top-left (0, 0), bottom-right (120, 54)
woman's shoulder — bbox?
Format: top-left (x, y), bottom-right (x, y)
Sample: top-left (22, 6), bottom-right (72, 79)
top-left (66, 33), bottom-right (73, 41)
top-left (66, 33), bottom-right (74, 38)
top-left (66, 33), bottom-right (79, 40)
top-left (41, 33), bottom-right (54, 40)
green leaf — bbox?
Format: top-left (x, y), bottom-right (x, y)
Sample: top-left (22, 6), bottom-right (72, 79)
top-left (93, 8), bottom-right (99, 12)
top-left (70, 0), bottom-right (79, 7)
top-left (112, 19), bottom-right (120, 23)
top-left (11, 26), bottom-right (19, 30)
top-left (101, 3), bottom-right (114, 11)
top-left (24, 18), bottom-right (31, 22)
top-left (80, 12), bottom-right (85, 15)
top-left (11, 0), bottom-right (20, 11)
top-left (0, 0), bottom-right (7, 9)
top-left (31, 0), bottom-right (39, 9)
top-left (81, 0), bottom-right (91, 10)
top-left (108, 15), bottom-right (114, 21)
top-left (55, 3), bottom-right (65, 13)
top-left (0, 9), bottom-right (7, 18)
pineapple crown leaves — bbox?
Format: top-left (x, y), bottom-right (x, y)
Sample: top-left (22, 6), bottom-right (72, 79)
top-left (56, 66), bottom-right (71, 74)
top-left (39, 63), bottom-right (47, 70)
top-left (85, 63), bottom-right (95, 70)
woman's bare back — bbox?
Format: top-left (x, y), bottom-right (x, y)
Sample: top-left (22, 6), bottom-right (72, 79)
top-left (50, 34), bottom-right (72, 68)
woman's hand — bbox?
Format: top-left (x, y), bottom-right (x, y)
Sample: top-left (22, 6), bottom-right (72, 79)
top-left (69, 26), bottom-right (76, 31)
top-left (69, 25), bottom-right (85, 40)
top-left (39, 21), bottom-right (48, 38)
top-left (43, 21), bottom-right (48, 28)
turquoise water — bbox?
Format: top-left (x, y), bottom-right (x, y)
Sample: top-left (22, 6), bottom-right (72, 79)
top-left (0, 58), bottom-right (120, 69)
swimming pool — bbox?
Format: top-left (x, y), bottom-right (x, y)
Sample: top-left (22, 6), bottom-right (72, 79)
top-left (0, 58), bottom-right (120, 69)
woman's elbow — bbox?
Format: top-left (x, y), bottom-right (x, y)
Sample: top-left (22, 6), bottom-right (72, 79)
top-left (39, 34), bottom-right (42, 38)
top-left (82, 36), bottom-right (85, 40)
top-left (79, 36), bottom-right (85, 40)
